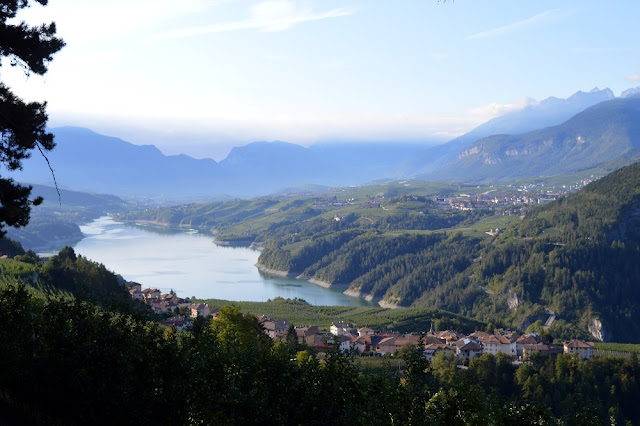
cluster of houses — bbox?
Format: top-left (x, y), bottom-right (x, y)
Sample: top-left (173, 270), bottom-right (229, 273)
top-left (126, 283), bottom-right (595, 362)
top-left (434, 193), bottom-right (559, 213)
top-left (359, 196), bottom-right (385, 209)
top-left (259, 318), bottom-right (596, 361)
top-left (312, 198), bottom-right (355, 208)
top-left (431, 176), bottom-right (599, 214)
top-left (126, 282), bottom-right (213, 320)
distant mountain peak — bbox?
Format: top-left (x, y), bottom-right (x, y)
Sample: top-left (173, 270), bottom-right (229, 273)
top-left (567, 87), bottom-right (614, 102)
top-left (620, 86), bottom-right (640, 98)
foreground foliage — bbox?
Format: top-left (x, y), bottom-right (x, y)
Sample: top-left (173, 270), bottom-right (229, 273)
top-left (1, 281), bottom-right (640, 425)
top-left (0, 0), bottom-right (65, 236)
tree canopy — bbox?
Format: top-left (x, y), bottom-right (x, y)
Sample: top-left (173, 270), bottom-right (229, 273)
top-left (0, 0), bottom-right (64, 236)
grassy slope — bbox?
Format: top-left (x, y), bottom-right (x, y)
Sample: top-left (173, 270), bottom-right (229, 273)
top-left (197, 297), bottom-right (484, 334)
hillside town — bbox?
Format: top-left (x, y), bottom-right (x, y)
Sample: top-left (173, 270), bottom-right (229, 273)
top-left (261, 319), bottom-right (595, 362)
top-left (128, 282), bottom-right (596, 363)
top-left (304, 174), bottom-right (602, 218)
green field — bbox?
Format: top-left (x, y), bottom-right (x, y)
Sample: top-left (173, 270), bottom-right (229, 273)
top-left (197, 297), bottom-right (484, 334)
top-left (451, 213), bottom-right (522, 238)
top-left (595, 342), bottom-right (640, 354)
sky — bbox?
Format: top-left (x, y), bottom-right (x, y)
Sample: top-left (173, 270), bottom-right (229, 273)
top-left (3, 0), bottom-right (640, 160)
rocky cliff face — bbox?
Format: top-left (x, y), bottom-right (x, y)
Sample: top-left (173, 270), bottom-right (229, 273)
top-left (588, 318), bottom-right (606, 341)
top-left (507, 293), bottom-right (519, 310)
top-left (458, 145), bottom-right (482, 158)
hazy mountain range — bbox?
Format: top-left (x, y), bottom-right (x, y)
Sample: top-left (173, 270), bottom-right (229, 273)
top-left (15, 128), bottom-right (427, 199)
top-left (13, 87), bottom-right (640, 200)
top-left (398, 87), bottom-right (617, 177)
top-left (430, 96), bottom-right (640, 181)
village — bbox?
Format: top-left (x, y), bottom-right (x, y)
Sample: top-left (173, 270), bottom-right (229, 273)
top-left (127, 282), bottom-right (596, 363)
top-left (307, 174), bottom-right (602, 218)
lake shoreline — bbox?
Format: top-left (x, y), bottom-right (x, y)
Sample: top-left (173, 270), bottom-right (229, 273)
top-left (117, 219), bottom-right (170, 227)
top-left (33, 234), bottom-right (85, 256)
top-left (74, 217), bottom-right (373, 306)
top-left (214, 238), bottom-right (256, 246)
top-left (343, 288), bottom-right (397, 309)
top-left (256, 263), bottom-right (372, 299)
top-left (255, 263), bottom-right (350, 290)
top-left (255, 263), bottom-right (300, 278)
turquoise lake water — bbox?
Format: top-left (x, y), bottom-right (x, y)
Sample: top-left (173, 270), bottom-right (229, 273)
top-left (71, 216), bottom-right (371, 306)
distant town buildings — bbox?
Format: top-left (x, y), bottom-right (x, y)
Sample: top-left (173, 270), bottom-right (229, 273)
top-left (259, 316), bottom-right (290, 340)
top-left (191, 303), bottom-right (211, 318)
top-left (127, 284), bottom-right (597, 364)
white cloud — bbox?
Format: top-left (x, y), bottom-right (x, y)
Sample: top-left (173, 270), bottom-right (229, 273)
top-left (466, 9), bottom-right (562, 40)
top-left (467, 97), bottom-right (537, 122)
top-left (626, 74), bottom-right (640, 82)
top-left (77, 52), bottom-right (122, 65)
top-left (149, 0), bottom-right (355, 40)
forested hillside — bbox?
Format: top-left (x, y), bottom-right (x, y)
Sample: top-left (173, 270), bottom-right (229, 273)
top-left (5, 184), bottom-right (128, 252)
top-left (115, 163), bottom-right (640, 342)
top-left (0, 245), bottom-right (144, 315)
top-left (464, 162), bottom-right (640, 342)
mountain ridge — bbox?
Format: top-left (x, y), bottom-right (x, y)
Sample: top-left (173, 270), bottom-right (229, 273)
top-left (400, 87), bottom-right (620, 177)
top-left (430, 96), bottom-right (640, 181)
top-left (14, 127), bottom-right (428, 199)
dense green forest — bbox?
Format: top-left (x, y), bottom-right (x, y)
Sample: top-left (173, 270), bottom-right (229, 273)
top-left (2, 277), bottom-right (640, 425)
top-left (469, 162), bottom-right (640, 342)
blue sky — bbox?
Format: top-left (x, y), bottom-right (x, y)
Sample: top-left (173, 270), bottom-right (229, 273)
top-left (4, 0), bottom-right (640, 159)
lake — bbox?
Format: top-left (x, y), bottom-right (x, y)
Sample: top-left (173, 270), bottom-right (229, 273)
top-left (71, 216), bottom-right (371, 306)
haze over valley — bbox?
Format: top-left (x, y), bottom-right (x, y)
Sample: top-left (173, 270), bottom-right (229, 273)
top-left (14, 87), bottom-right (640, 200)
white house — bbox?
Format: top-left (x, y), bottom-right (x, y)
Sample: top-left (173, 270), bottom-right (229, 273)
top-left (456, 339), bottom-right (483, 361)
top-left (478, 335), bottom-right (501, 356)
top-left (357, 327), bottom-right (375, 337)
top-left (563, 340), bottom-right (595, 359)
top-left (330, 322), bottom-right (354, 336)
top-left (497, 334), bottom-right (518, 356)
top-left (336, 335), bottom-right (353, 353)
top-left (516, 334), bottom-right (544, 358)
top-left (142, 288), bottom-right (161, 300)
